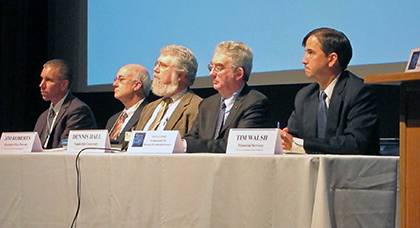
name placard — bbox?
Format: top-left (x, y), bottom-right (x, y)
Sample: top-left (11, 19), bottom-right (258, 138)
top-left (226, 128), bottom-right (282, 155)
top-left (67, 130), bottom-right (110, 153)
top-left (0, 132), bottom-right (43, 152)
top-left (127, 130), bottom-right (183, 154)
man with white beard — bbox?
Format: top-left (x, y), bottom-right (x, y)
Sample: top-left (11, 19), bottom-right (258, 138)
top-left (135, 45), bottom-right (202, 137)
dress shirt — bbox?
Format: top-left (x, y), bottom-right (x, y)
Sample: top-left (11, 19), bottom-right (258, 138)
top-left (289, 74), bottom-right (340, 153)
top-left (143, 90), bottom-right (186, 130)
top-left (44, 92), bottom-right (68, 148)
top-left (119, 99), bottom-right (144, 131)
top-left (322, 74), bottom-right (339, 108)
top-left (221, 85), bottom-right (243, 125)
top-left (182, 85), bottom-right (244, 152)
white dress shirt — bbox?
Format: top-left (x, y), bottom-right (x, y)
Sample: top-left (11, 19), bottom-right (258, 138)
top-left (143, 90), bottom-right (186, 130)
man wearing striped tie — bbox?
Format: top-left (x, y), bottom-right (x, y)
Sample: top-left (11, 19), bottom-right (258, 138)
top-left (106, 64), bottom-right (151, 145)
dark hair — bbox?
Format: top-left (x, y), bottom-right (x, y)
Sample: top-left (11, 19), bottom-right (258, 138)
top-left (302, 27), bottom-right (353, 70)
top-left (43, 59), bottom-right (73, 85)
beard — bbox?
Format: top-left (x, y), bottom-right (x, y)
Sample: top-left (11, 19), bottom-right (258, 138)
top-left (151, 77), bottom-right (179, 97)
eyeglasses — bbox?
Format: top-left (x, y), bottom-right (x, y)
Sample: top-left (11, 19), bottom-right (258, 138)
top-left (208, 63), bottom-right (237, 73)
top-left (154, 61), bottom-right (171, 71)
top-left (113, 75), bottom-right (138, 83)
top-left (154, 60), bottom-right (186, 73)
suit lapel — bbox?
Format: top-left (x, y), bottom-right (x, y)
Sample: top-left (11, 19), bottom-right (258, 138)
top-left (222, 99), bottom-right (241, 133)
top-left (51, 94), bottom-right (72, 131)
top-left (326, 73), bottom-right (347, 136)
top-left (303, 88), bottom-right (318, 138)
top-left (136, 99), bottom-right (160, 130)
top-left (38, 110), bottom-right (49, 141)
top-left (165, 92), bottom-right (192, 130)
top-left (34, 109), bottom-right (47, 134)
top-left (121, 100), bottom-right (147, 133)
top-left (106, 112), bottom-right (120, 132)
top-left (220, 85), bottom-right (249, 134)
top-left (209, 94), bottom-right (223, 137)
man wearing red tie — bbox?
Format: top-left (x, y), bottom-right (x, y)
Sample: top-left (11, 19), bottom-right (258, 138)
top-left (106, 64), bottom-right (151, 145)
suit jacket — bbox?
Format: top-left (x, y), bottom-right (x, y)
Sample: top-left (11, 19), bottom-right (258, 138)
top-left (135, 91), bottom-right (202, 137)
top-left (34, 93), bottom-right (97, 149)
top-left (105, 100), bottom-right (148, 144)
top-left (185, 84), bottom-right (271, 153)
top-left (287, 71), bottom-right (379, 155)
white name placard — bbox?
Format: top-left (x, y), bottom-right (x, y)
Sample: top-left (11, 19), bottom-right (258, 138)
top-left (67, 130), bottom-right (110, 153)
top-left (226, 128), bottom-right (282, 155)
top-left (0, 132), bottom-right (43, 152)
top-left (127, 130), bottom-right (183, 154)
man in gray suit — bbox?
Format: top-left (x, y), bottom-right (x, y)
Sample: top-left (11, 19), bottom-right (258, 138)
top-left (106, 64), bottom-right (151, 144)
top-left (34, 59), bottom-right (97, 149)
top-left (184, 41), bottom-right (270, 153)
top-left (281, 27), bottom-right (379, 155)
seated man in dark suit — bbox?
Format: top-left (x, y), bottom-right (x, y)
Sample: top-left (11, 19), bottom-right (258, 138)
top-left (135, 45), bottom-right (202, 137)
top-left (106, 64), bottom-right (151, 144)
top-left (34, 59), bottom-right (97, 149)
top-left (184, 41), bottom-right (270, 153)
top-left (281, 27), bottom-right (379, 155)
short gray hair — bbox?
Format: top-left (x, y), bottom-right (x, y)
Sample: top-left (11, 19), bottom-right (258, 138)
top-left (121, 64), bottom-right (151, 97)
top-left (134, 68), bottom-right (151, 97)
top-left (43, 59), bottom-right (72, 84)
top-left (160, 44), bottom-right (198, 86)
top-left (215, 41), bottom-right (253, 81)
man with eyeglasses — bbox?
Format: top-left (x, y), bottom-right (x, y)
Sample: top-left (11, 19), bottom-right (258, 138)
top-left (106, 64), bottom-right (151, 144)
top-left (135, 45), bottom-right (202, 137)
top-left (34, 59), bottom-right (97, 149)
top-left (184, 41), bottom-right (270, 153)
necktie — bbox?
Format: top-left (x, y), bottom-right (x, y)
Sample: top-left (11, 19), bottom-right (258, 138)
top-left (109, 111), bottom-right (128, 141)
top-left (213, 100), bottom-right (226, 139)
top-left (148, 98), bottom-right (172, 130)
top-left (317, 91), bottom-right (328, 139)
top-left (41, 109), bottom-right (55, 147)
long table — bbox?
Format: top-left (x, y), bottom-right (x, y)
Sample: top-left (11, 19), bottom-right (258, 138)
top-left (0, 151), bottom-right (399, 228)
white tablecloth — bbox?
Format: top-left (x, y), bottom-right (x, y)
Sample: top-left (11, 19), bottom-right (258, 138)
top-left (0, 151), bottom-right (399, 228)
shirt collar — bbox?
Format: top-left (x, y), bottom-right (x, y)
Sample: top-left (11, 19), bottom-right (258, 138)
top-left (50, 92), bottom-right (69, 114)
top-left (222, 84), bottom-right (244, 109)
top-left (124, 98), bottom-right (144, 116)
top-left (222, 84), bottom-right (244, 101)
top-left (169, 89), bottom-right (187, 102)
top-left (321, 73), bottom-right (341, 99)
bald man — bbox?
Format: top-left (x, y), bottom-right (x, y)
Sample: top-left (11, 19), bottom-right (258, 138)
top-left (106, 64), bottom-right (151, 144)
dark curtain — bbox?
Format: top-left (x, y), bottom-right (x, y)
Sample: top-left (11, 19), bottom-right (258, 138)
top-left (0, 0), bottom-right (48, 133)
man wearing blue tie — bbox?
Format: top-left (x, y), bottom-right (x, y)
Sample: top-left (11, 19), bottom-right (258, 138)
top-left (281, 27), bottom-right (379, 155)
top-left (184, 41), bottom-right (270, 153)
